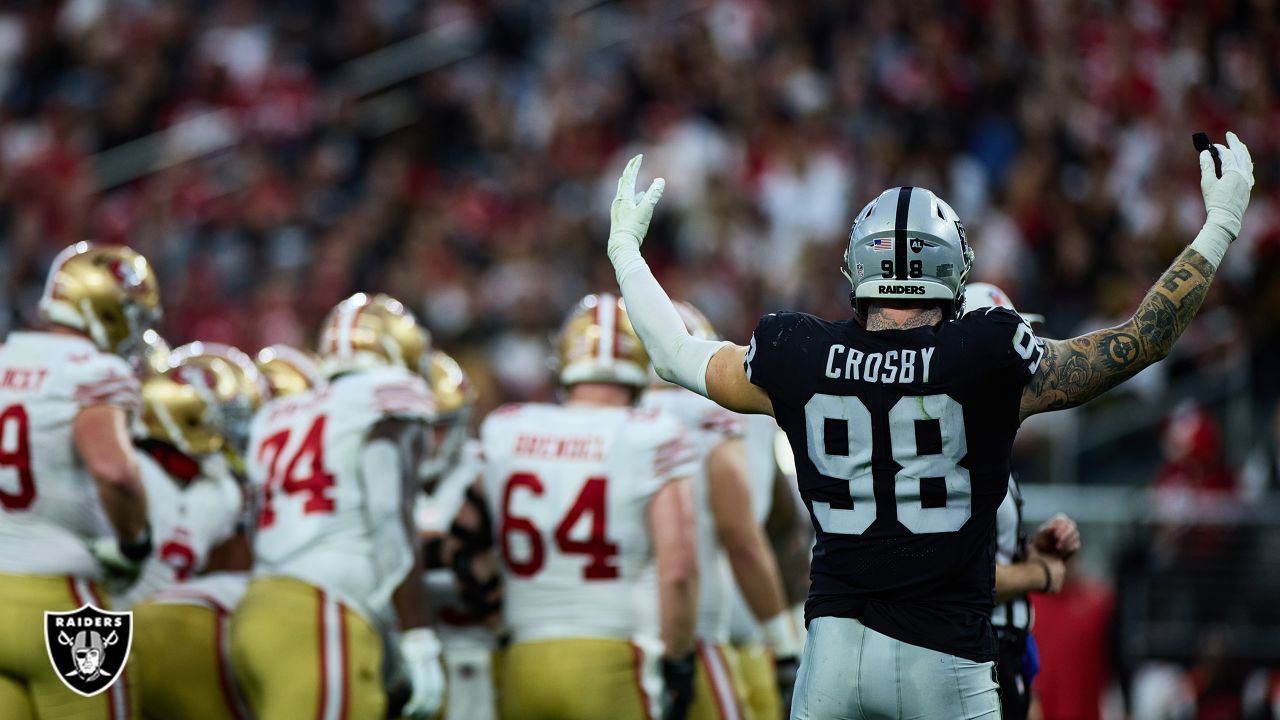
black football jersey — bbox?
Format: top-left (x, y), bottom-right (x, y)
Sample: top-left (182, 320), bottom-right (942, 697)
top-left (746, 307), bottom-right (1043, 662)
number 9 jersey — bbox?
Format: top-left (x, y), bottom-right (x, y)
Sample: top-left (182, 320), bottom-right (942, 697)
top-left (247, 367), bottom-right (435, 620)
top-left (0, 331), bottom-right (140, 578)
top-left (745, 308), bottom-right (1043, 663)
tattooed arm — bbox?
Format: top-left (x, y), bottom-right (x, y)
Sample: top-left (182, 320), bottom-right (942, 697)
top-left (1020, 133), bottom-right (1254, 422)
top-left (1019, 249), bottom-right (1214, 420)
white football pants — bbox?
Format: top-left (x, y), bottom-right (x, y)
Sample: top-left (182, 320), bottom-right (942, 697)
top-left (791, 616), bottom-right (1001, 719)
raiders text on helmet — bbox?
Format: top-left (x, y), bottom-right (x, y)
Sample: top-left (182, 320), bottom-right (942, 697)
top-left (318, 293), bottom-right (430, 377)
top-left (556, 293), bottom-right (650, 388)
top-left (255, 344), bottom-right (325, 398)
top-left (844, 187), bottom-right (974, 319)
top-left (39, 242), bottom-right (162, 358)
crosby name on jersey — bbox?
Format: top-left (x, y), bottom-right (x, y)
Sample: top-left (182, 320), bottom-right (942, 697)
top-left (746, 307), bottom-right (1042, 663)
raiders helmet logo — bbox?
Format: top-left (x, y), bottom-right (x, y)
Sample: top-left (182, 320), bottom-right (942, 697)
top-left (878, 285), bottom-right (926, 295)
top-left (44, 604), bottom-right (133, 697)
top-left (909, 238), bottom-right (924, 253)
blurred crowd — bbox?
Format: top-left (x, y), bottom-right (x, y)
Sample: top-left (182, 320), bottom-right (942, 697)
top-left (2, 0), bottom-right (1280, 717)
top-left (1, 0), bottom-right (1278, 414)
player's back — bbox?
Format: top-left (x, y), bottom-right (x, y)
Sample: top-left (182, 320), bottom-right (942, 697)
top-left (640, 386), bottom-right (740, 643)
top-left (746, 307), bottom-right (1041, 662)
top-left (481, 403), bottom-right (685, 643)
top-left (249, 366), bottom-right (433, 618)
top-left (0, 331), bottom-right (139, 577)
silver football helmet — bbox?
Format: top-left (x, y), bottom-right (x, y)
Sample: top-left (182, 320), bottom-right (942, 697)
top-left (843, 187), bottom-right (974, 319)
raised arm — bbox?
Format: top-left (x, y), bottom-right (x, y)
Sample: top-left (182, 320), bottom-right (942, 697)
top-left (1020, 132), bottom-right (1254, 422)
top-left (607, 155), bottom-right (773, 415)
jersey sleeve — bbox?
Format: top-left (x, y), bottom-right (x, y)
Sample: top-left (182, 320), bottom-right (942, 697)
top-left (744, 312), bottom-right (807, 396)
top-left (964, 307), bottom-right (1045, 385)
top-left (69, 353), bottom-right (141, 411)
top-left (636, 413), bottom-right (699, 499)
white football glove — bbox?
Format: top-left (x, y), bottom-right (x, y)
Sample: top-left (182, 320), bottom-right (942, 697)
top-left (398, 627), bottom-right (446, 719)
top-left (606, 154), bottom-right (666, 267)
top-left (1192, 131), bottom-right (1254, 268)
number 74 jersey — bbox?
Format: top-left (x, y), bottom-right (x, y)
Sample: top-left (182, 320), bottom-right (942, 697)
top-left (745, 307), bottom-right (1043, 664)
top-left (479, 403), bottom-right (698, 644)
top-left (247, 367), bottom-right (435, 622)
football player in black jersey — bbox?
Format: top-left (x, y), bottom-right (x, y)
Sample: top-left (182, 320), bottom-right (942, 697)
top-left (604, 131), bottom-right (1253, 719)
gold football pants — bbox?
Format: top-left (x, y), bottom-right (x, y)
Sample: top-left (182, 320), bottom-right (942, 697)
top-left (733, 643), bottom-right (780, 720)
top-left (498, 638), bottom-right (652, 720)
top-left (0, 573), bottom-right (136, 720)
top-left (690, 641), bottom-right (750, 720)
top-left (230, 577), bottom-right (384, 720)
top-left (131, 599), bottom-right (250, 720)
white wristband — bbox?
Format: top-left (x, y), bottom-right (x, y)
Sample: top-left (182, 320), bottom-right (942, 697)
top-left (760, 611), bottom-right (803, 659)
top-left (1189, 213), bottom-right (1234, 269)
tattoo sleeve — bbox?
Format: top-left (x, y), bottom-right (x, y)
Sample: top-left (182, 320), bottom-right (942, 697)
top-left (1019, 247), bottom-right (1216, 421)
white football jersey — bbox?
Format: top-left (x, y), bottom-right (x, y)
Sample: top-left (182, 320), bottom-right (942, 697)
top-left (413, 439), bottom-right (495, 650)
top-left (640, 387), bottom-right (743, 644)
top-left (0, 331), bottom-right (139, 578)
top-left (727, 414), bottom-right (782, 644)
top-left (113, 451), bottom-right (243, 609)
top-left (248, 367), bottom-right (434, 623)
top-left (480, 403), bottom-right (697, 644)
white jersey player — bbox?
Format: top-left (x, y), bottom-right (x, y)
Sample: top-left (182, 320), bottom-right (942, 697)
top-left (0, 243), bottom-right (158, 720)
top-left (114, 354), bottom-right (256, 609)
top-left (482, 293), bottom-right (699, 720)
top-left (641, 301), bottom-right (801, 720)
top-left (232, 293), bottom-right (445, 720)
top-left (414, 349), bottom-right (500, 720)
top-left (120, 358), bottom-right (258, 719)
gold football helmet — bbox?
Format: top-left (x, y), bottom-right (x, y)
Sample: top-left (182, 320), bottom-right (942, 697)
top-left (38, 242), bottom-right (161, 358)
top-left (168, 342), bottom-right (269, 467)
top-left (556, 293), bottom-right (650, 388)
top-left (256, 345), bottom-right (324, 398)
top-left (138, 368), bottom-right (226, 457)
top-left (674, 301), bottom-right (719, 341)
top-left (649, 301), bottom-right (718, 387)
top-left (419, 350), bottom-right (478, 481)
top-left (318, 293), bottom-right (430, 376)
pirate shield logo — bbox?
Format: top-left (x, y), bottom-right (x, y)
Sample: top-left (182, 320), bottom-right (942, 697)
top-left (44, 604), bottom-right (133, 697)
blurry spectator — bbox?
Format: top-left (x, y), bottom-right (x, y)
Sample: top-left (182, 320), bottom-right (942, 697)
top-left (1242, 403), bottom-right (1280, 502)
top-left (1032, 562), bottom-right (1115, 720)
top-left (1154, 402), bottom-right (1238, 518)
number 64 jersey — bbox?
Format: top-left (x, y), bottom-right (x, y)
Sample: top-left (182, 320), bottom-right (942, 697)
top-left (745, 308), bottom-right (1043, 663)
top-left (479, 403), bottom-right (698, 643)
